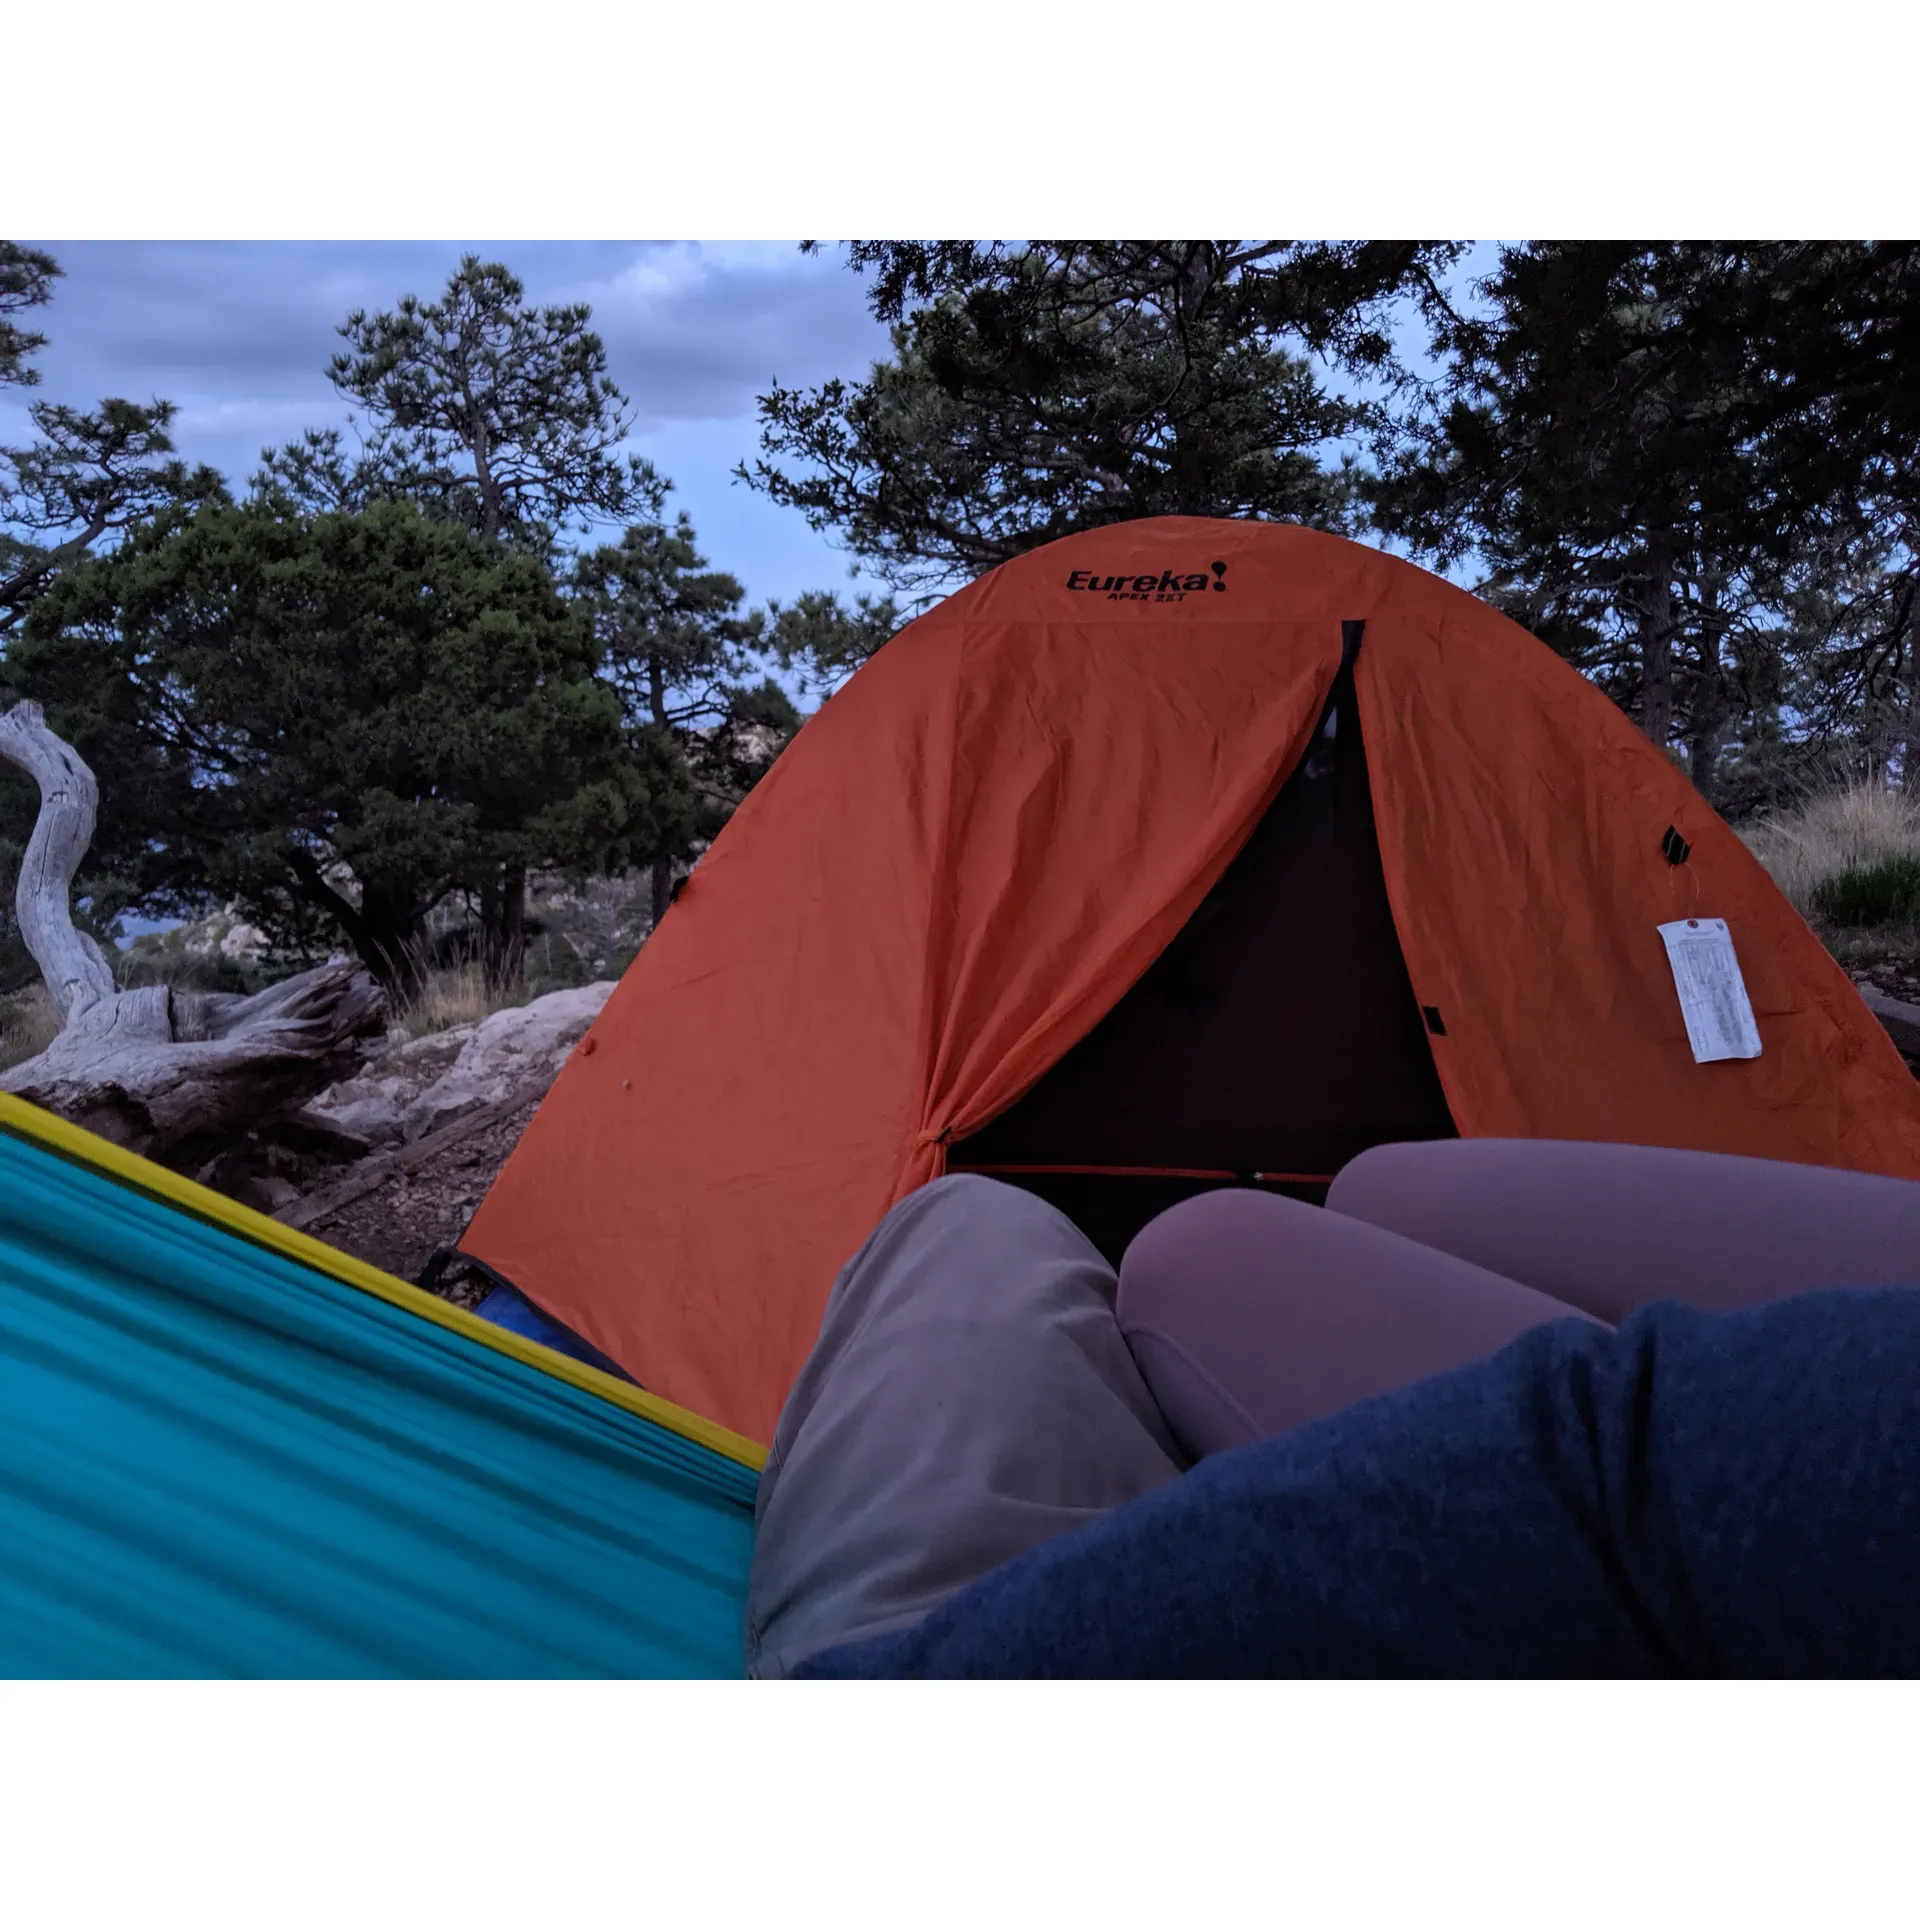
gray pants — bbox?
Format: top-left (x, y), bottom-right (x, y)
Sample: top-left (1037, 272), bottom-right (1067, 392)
top-left (746, 1144), bottom-right (1920, 1677)
top-left (744, 1176), bottom-right (1183, 1677)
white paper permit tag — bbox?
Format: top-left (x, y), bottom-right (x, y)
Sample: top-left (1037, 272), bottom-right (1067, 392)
top-left (1657, 918), bottom-right (1763, 1063)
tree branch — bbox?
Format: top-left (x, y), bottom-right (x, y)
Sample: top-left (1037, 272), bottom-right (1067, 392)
top-left (0, 699), bottom-right (118, 1024)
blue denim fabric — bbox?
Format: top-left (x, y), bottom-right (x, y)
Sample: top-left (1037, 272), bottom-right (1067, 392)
top-left (799, 1289), bottom-right (1920, 1678)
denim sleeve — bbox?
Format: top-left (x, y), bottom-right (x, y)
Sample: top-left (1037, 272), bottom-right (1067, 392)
top-left (796, 1289), bottom-right (1920, 1678)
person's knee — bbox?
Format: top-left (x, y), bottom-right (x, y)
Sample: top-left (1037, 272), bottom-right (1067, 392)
top-left (885, 1174), bottom-right (1114, 1289)
top-left (1119, 1186), bottom-right (1325, 1318)
top-left (836, 1176), bottom-right (1070, 1299)
top-left (1116, 1189), bottom-right (1340, 1458)
top-left (913, 1172), bottom-right (1060, 1226)
top-left (748, 1171), bottom-right (1181, 1677)
top-left (878, 1173), bottom-right (1079, 1246)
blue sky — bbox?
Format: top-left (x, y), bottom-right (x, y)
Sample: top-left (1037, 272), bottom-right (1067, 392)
top-left (4, 239), bottom-right (1497, 617)
top-left (1, 240), bottom-right (896, 611)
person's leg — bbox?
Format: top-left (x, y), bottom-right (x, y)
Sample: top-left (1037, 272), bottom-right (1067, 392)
top-left (1115, 1186), bottom-right (1600, 1457)
top-left (744, 1174), bottom-right (1183, 1678)
top-left (795, 1286), bottom-right (1920, 1679)
top-left (1326, 1139), bottom-right (1920, 1323)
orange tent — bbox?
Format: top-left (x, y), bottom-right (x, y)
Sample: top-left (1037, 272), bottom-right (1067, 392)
top-left (462, 518), bottom-right (1920, 1445)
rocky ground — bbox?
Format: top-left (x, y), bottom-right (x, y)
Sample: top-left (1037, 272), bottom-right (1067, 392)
top-left (310, 1100), bottom-right (540, 1293)
top-left (1845, 956), bottom-right (1920, 1007)
top-left (273, 980), bottom-right (616, 1292)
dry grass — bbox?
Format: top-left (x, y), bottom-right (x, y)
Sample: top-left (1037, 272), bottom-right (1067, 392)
top-left (0, 984), bottom-right (63, 1073)
top-left (1740, 777), bottom-right (1920, 994)
top-left (1739, 779), bottom-right (1920, 921)
top-left (395, 966), bottom-right (531, 1041)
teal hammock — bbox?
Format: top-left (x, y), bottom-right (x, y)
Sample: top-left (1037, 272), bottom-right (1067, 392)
top-left (0, 1126), bottom-right (758, 1678)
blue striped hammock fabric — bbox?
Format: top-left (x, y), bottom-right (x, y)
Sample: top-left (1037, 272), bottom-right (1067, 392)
top-left (0, 1108), bottom-right (758, 1679)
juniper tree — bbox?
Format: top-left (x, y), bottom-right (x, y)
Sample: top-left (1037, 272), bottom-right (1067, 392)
top-left (11, 500), bottom-right (686, 997)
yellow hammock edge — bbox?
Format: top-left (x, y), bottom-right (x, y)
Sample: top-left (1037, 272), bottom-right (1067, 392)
top-left (0, 1090), bottom-right (768, 1474)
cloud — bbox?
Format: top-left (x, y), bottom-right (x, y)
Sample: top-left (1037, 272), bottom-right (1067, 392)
top-left (5, 240), bottom-right (895, 607)
top-left (171, 396), bottom-right (331, 436)
top-left (17, 240), bottom-right (886, 428)
top-left (564, 242), bottom-right (891, 428)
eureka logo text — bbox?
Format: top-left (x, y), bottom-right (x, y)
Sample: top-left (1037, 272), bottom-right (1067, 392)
top-left (1065, 561), bottom-right (1229, 601)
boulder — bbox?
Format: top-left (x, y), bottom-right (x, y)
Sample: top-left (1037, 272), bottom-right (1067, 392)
top-left (306, 1080), bottom-right (410, 1149)
top-left (302, 982), bottom-right (617, 1151)
top-left (399, 982), bottom-right (614, 1140)
top-left (1860, 984), bottom-right (1920, 1063)
top-left (305, 1021), bottom-right (481, 1146)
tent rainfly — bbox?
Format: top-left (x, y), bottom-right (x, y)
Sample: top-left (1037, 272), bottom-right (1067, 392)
top-left (461, 518), bottom-right (1920, 1448)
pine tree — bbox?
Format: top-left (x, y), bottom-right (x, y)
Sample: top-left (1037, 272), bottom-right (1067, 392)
top-left (1369, 242), bottom-right (1920, 802)
top-left (1370, 244), bottom-right (1792, 791)
top-left (573, 515), bottom-right (771, 926)
top-left (0, 243), bottom-right (58, 388)
top-left (743, 241), bottom-right (1459, 601)
top-left (0, 243), bottom-right (227, 639)
top-left (309, 256), bottom-right (666, 987)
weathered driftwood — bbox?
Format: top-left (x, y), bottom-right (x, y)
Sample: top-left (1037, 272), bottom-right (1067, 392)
top-left (0, 700), bottom-right (118, 1025)
top-left (0, 699), bottom-right (387, 1163)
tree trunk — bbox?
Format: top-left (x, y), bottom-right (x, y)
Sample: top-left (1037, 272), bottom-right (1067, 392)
top-left (472, 416), bottom-right (503, 545)
top-left (1687, 708), bottom-right (1723, 803)
top-left (1899, 583), bottom-right (1919, 795)
top-left (357, 890), bottom-right (431, 1004)
top-left (1, 960), bottom-right (388, 1163)
top-left (1168, 242), bottom-right (1219, 516)
top-left (0, 700), bottom-right (387, 1166)
top-left (649, 651), bottom-right (669, 732)
top-left (1687, 573), bottom-right (1725, 803)
top-left (281, 848), bottom-right (430, 1003)
top-left (1637, 531), bottom-right (1677, 754)
top-left (648, 648), bottom-right (674, 929)
top-left (479, 866), bottom-right (526, 994)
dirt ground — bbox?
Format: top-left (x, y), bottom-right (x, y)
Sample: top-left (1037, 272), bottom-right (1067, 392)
top-left (304, 1104), bottom-right (537, 1297)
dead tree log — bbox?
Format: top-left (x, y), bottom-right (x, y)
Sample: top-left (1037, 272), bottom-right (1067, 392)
top-left (0, 700), bottom-right (388, 1163)
top-left (0, 700), bottom-right (118, 1024)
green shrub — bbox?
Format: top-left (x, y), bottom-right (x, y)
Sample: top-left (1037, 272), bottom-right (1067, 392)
top-left (1809, 851), bottom-right (1920, 929)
